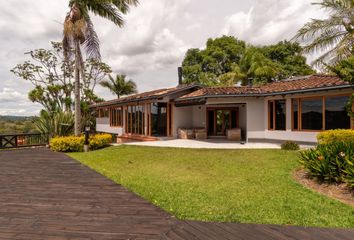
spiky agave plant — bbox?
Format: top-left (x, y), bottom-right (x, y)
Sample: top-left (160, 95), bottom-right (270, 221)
top-left (34, 110), bottom-right (75, 138)
top-left (294, 0), bottom-right (354, 67)
top-left (63, 0), bottom-right (139, 136)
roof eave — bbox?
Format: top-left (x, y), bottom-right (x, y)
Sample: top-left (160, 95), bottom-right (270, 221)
top-left (175, 85), bottom-right (354, 102)
top-left (90, 84), bottom-right (201, 109)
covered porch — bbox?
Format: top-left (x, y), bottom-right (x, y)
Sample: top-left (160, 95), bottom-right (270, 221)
top-left (173, 101), bottom-right (248, 141)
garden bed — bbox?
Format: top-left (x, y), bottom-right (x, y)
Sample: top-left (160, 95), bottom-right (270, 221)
top-left (294, 169), bottom-right (354, 207)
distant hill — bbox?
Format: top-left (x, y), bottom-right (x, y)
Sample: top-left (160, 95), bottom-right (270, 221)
top-left (0, 116), bottom-right (38, 134)
top-left (0, 115), bottom-right (34, 122)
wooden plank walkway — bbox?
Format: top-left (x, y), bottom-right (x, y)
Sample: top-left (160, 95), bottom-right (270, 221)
top-left (0, 148), bottom-right (353, 240)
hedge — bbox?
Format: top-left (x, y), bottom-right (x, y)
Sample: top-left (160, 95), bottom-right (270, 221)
top-left (317, 129), bottom-right (354, 144)
top-left (50, 134), bottom-right (112, 152)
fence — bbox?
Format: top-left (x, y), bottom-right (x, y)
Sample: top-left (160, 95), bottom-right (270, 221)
top-left (0, 134), bottom-right (48, 149)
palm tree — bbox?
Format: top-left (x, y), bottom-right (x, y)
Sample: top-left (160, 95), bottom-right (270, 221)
top-left (63, 0), bottom-right (138, 136)
top-left (100, 74), bottom-right (137, 98)
top-left (294, 0), bottom-right (354, 67)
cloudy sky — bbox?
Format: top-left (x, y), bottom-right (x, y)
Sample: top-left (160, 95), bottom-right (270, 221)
top-left (0, 0), bottom-right (326, 116)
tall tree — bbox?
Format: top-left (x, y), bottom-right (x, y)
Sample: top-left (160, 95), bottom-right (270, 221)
top-left (11, 42), bottom-right (111, 114)
top-left (294, 0), bottom-right (354, 66)
top-left (63, 0), bottom-right (139, 136)
top-left (100, 74), bottom-right (137, 98)
top-left (182, 36), bottom-right (314, 86)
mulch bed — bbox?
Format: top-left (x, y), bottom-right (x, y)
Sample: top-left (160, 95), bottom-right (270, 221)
top-left (293, 169), bottom-right (354, 207)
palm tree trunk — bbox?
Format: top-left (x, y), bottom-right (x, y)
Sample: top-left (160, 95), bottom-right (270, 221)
top-left (74, 39), bottom-right (81, 136)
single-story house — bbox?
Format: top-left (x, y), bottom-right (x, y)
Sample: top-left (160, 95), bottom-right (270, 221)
top-left (91, 74), bottom-right (354, 144)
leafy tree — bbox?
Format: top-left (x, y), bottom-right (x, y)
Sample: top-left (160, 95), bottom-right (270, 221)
top-left (330, 55), bottom-right (354, 117)
top-left (331, 55), bottom-right (354, 82)
top-left (11, 42), bottom-right (111, 127)
top-left (182, 36), bottom-right (246, 86)
top-left (260, 41), bottom-right (315, 78)
top-left (182, 36), bottom-right (314, 86)
top-left (63, 0), bottom-right (139, 135)
top-left (294, 0), bottom-right (354, 66)
top-left (100, 74), bottom-right (137, 98)
top-left (12, 42), bottom-right (110, 111)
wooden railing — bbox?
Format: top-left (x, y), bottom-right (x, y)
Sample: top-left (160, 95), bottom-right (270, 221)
top-left (0, 134), bottom-right (49, 149)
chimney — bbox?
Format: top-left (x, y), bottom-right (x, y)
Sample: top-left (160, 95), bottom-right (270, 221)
top-left (178, 67), bottom-right (183, 85)
top-left (247, 77), bottom-right (253, 87)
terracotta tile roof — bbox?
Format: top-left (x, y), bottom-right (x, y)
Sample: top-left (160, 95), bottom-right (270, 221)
top-left (259, 74), bottom-right (350, 93)
top-left (177, 75), bottom-right (352, 100)
top-left (92, 84), bottom-right (199, 108)
top-left (178, 86), bottom-right (263, 99)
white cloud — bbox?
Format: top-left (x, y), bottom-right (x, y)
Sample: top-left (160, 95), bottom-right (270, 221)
top-left (221, 0), bottom-right (326, 45)
top-left (0, 88), bottom-right (41, 116)
top-left (0, 0), bottom-right (329, 115)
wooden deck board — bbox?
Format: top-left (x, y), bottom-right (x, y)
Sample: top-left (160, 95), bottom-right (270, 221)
top-left (0, 148), bottom-right (353, 240)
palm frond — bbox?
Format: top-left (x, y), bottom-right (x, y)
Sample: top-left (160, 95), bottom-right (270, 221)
top-left (87, 3), bottom-right (125, 27)
top-left (312, 35), bottom-right (353, 66)
top-left (113, 0), bottom-right (139, 12)
top-left (302, 29), bottom-right (347, 54)
top-left (83, 16), bottom-right (101, 59)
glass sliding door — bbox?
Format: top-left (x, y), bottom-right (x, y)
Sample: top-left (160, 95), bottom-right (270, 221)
top-left (151, 103), bottom-right (168, 136)
top-left (207, 108), bottom-right (239, 136)
top-left (126, 105), bottom-right (145, 135)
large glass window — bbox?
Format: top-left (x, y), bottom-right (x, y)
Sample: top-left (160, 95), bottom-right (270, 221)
top-left (292, 99), bottom-right (299, 130)
top-left (269, 102), bottom-right (274, 130)
top-left (325, 96), bottom-right (350, 130)
top-left (291, 95), bottom-right (351, 131)
top-left (301, 98), bottom-right (323, 130)
top-left (126, 105), bottom-right (145, 135)
top-left (110, 107), bottom-right (123, 127)
top-left (98, 108), bottom-right (109, 118)
top-left (268, 100), bottom-right (286, 130)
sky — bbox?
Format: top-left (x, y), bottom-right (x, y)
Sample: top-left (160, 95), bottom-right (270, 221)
top-left (0, 0), bottom-right (327, 116)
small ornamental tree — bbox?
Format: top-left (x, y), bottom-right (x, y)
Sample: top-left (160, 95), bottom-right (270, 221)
top-left (11, 42), bottom-right (111, 129)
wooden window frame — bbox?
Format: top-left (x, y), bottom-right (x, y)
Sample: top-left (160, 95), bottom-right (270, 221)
top-left (291, 94), bottom-right (352, 132)
top-left (291, 99), bottom-right (300, 131)
top-left (268, 100), bottom-right (286, 131)
top-left (109, 107), bottom-right (123, 127)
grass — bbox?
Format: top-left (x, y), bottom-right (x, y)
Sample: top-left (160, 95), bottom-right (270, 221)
top-left (68, 145), bottom-right (354, 228)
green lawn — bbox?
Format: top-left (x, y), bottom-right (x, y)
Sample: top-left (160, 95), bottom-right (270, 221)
top-left (68, 146), bottom-right (354, 228)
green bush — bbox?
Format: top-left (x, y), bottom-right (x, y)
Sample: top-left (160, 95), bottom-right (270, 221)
top-left (89, 134), bottom-right (112, 150)
top-left (281, 141), bottom-right (300, 150)
top-left (317, 129), bottom-right (354, 144)
top-left (50, 134), bottom-right (112, 152)
top-left (344, 164), bottom-right (354, 189)
top-left (50, 136), bottom-right (84, 152)
top-left (299, 141), bottom-right (354, 186)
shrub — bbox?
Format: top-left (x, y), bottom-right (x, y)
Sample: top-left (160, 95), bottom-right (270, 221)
top-left (50, 134), bottom-right (112, 152)
top-left (281, 141), bottom-right (300, 150)
top-left (299, 141), bottom-right (354, 184)
top-left (344, 164), bottom-right (354, 189)
top-left (50, 136), bottom-right (84, 152)
top-left (89, 134), bottom-right (112, 150)
top-left (317, 129), bottom-right (354, 144)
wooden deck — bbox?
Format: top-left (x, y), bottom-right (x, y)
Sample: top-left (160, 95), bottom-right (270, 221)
top-left (0, 148), bottom-right (353, 240)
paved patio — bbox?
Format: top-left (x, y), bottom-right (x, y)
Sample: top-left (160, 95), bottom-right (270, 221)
top-left (0, 148), bottom-right (352, 240)
top-left (122, 138), bottom-right (283, 149)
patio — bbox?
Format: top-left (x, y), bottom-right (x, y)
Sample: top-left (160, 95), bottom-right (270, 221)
top-left (121, 138), bottom-right (282, 149)
top-left (0, 148), bottom-right (352, 239)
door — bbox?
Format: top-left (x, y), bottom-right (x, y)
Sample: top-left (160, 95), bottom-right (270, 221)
top-left (207, 108), bottom-right (239, 136)
top-left (151, 103), bottom-right (168, 136)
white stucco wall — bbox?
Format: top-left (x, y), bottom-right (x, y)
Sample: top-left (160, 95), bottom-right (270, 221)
top-left (172, 106), bottom-right (194, 137)
top-left (96, 118), bottom-right (124, 135)
top-left (192, 105), bottom-right (206, 128)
